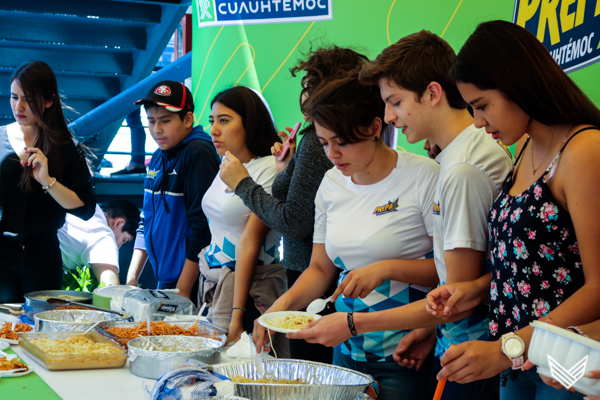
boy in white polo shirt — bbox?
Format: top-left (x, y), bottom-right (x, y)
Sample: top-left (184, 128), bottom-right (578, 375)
top-left (293, 30), bottom-right (513, 399)
top-left (58, 200), bottom-right (140, 286)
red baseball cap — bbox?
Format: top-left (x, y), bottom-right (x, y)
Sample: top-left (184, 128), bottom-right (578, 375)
top-left (134, 81), bottom-right (194, 113)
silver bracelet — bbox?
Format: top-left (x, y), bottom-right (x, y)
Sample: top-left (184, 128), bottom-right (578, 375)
top-left (567, 326), bottom-right (588, 337)
top-left (42, 177), bottom-right (57, 193)
top-left (231, 306), bottom-right (246, 312)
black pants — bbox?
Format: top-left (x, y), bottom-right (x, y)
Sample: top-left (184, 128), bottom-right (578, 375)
top-left (0, 230), bottom-right (63, 303)
top-left (285, 268), bottom-right (335, 364)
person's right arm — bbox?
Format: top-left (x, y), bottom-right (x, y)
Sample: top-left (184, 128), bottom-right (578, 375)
top-left (252, 243), bottom-right (339, 352)
top-left (90, 263), bottom-right (120, 286)
top-left (126, 249), bottom-right (147, 286)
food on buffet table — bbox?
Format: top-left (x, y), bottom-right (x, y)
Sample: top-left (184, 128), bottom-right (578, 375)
top-left (269, 314), bottom-right (315, 330)
top-left (31, 295), bottom-right (87, 301)
top-left (30, 336), bottom-right (122, 355)
top-left (0, 356), bottom-right (28, 371)
top-left (0, 322), bottom-right (33, 340)
top-left (231, 374), bottom-right (314, 384)
top-left (54, 305), bottom-right (95, 311)
top-left (106, 321), bottom-right (222, 340)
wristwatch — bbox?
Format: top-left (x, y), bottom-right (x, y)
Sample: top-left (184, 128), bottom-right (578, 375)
top-left (501, 332), bottom-right (525, 370)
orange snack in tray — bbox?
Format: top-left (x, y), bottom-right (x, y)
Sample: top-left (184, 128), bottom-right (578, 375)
top-left (106, 321), bottom-right (221, 341)
top-left (0, 322), bottom-right (33, 340)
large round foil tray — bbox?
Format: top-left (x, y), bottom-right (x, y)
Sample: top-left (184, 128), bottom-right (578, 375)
top-left (128, 335), bottom-right (225, 379)
top-left (211, 359), bottom-right (373, 400)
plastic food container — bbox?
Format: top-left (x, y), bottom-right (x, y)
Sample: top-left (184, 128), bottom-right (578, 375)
top-left (210, 359), bottom-right (373, 400)
top-left (529, 320), bottom-right (600, 396)
top-left (97, 320), bottom-right (226, 349)
top-left (34, 309), bottom-right (122, 333)
top-left (17, 331), bottom-right (127, 371)
top-left (128, 335), bottom-right (226, 379)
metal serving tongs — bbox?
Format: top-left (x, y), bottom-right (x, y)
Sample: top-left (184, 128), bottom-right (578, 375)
top-left (0, 304), bottom-right (23, 316)
top-left (46, 298), bottom-right (131, 320)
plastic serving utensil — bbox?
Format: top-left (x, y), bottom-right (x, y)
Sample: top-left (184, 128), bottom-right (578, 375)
top-left (306, 295), bottom-right (333, 316)
top-left (137, 334), bottom-right (164, 351)
top-left (81, 321), bottom-right (102, 337)
top-left (433, 345), bottom-right (455, 400)
top-left (255, 349), bottom-right (264, 375)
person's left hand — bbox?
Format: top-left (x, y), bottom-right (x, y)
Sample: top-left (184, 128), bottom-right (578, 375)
top-left (286, 312), bottom-right (352, 347)
top-left (22, 147), bottom-right (52, 186)
top-left (437, 339), bottom-right (510, 383)
top-left (393, 327), bottom-right (436, 371)
top-left (219, 151), bottom-right (250, 191)
top-left (331, 261), bottom-right (388, 302)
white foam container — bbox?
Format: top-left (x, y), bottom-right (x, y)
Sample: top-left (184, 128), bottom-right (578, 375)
top-left (529, 320), bottom-right (600, 395)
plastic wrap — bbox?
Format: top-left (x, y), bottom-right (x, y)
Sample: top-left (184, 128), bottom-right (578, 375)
top-left (120, 289), bottom-right (195, 322)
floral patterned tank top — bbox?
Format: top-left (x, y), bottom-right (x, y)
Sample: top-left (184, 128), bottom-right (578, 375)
top-left (488, 128), bottom-right (596, 339)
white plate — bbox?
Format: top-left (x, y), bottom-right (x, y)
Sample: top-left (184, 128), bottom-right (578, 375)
top-left (0, 365), bottom-right (34, 378)
top-left (257, 311), bottom-right (321, 333)
top-left (0, 352), bottom-right (33, 378)
top-left (0, 338), bottom-right (17, 346)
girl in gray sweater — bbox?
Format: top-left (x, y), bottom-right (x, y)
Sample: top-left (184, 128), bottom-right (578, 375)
top-left (219, 46), bottom-right (369, 361)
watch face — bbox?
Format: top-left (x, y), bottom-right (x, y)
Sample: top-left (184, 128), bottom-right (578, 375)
top-left (505, 337), bottom-right (524, 357)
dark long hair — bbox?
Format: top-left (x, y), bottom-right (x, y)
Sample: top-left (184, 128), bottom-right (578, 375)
top-left (210, 86), bottom-right (279, 157)
top-left (452, 20), bottom-right (600, 127)
top-left (305, 72), bottom-right (387, 144)
top-left (291, 45), bottom-right (369, 115)
top-left (10, 61), bottom-right (76, 191)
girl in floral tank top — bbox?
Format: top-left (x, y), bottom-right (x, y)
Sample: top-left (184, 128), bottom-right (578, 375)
top-left (488, 134), bottom-right (586, 341)
top-left (428, 21), bottom-right (600, 400)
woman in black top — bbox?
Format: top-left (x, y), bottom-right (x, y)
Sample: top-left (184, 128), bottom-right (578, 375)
top-left (0, 61), bottom-right (95, 303)
top-left (219, 46), bottom-right (368, 362)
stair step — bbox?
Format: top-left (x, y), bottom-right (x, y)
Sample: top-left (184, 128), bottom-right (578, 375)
top-left (0, 16), bottom-right (147, 50)
top-left (0, 0), bottom-right (162, 24)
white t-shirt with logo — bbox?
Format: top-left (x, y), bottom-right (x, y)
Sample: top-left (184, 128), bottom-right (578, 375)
top-left (314, 150), bottom-right (440, 362)
top-left (201, 156), bottom-right (281, 269)
top-left (58, 204), bottom-right (120, 270)
top-left (432, 123), bottom-right (513, 355)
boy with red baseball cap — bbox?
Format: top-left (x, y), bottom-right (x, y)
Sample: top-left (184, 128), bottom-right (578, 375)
top-left (126, 81), bottom-right (220, 302)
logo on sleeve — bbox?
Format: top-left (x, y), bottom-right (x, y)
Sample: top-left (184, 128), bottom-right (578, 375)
top-left (433, 202), bottom-right (441, 215)
top-left (373, 198), bottom-right (399, 216)
top-left (147, 169), bottom-right (159, 179)
top-left (224, 187), bottom-right (234, 193)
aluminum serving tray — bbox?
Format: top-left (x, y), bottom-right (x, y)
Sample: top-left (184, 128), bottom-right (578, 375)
top-left (128, 335), bottom-right (226, 379)
top-left (34, 309), bottom-right (122, 333)
top-left (210, 359), bottom-right (373, 400)
top-left (97, 320), bottom-right (226, 349)
top-left (17, 331), bottom-right (127, 371)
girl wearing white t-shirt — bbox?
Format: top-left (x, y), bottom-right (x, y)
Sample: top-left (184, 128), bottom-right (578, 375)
top-left (198, 86), bottom-right (287, 353)
top-left (253, 75), bottom-right (440, 400)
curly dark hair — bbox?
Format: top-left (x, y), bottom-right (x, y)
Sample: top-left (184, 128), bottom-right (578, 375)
top-left (291, 45), bottom-right (369, 115)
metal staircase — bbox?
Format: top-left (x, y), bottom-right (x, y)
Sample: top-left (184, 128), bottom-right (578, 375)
top-left (0, 0), bottom-right (191, 160)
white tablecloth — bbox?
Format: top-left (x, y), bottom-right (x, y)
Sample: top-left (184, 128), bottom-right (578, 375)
top-left (11, 344), bottom-right (252, 400)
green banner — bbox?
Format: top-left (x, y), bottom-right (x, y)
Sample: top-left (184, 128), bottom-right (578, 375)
top-left (191, 0), bottom-right (600, 156)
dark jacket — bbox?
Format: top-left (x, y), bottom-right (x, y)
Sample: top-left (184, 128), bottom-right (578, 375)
top-left (0, 125), bottom-right (95, 243)
top-left (134, 126), bottom-right (220, 283)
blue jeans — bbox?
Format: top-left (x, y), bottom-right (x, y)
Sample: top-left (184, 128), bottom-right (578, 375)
top-left (126, 109), bottom-right (146, 166)
top-left (333, 347), bottom-right (430, 400)
top-left (500, 368), bottom-right (585, 400)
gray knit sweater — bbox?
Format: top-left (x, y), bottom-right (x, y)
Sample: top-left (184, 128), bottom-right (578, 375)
top-left (235, 127), bottom-right (333, 272)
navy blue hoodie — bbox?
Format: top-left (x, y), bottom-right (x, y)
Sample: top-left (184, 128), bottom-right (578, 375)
top-left (133, 126), bottom-right (220, 283)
